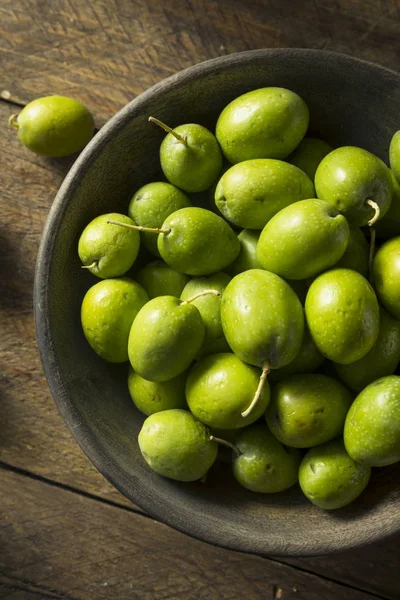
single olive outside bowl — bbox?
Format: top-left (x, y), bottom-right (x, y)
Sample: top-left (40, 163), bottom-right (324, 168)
top-left (34, 49), bottom-right (400, 557)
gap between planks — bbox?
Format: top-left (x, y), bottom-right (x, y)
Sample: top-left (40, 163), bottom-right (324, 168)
top-left (0, 574), bottom-right (79, 600)
top-left (0, 461), bottom-right (391, 600)
top-left (0, 461), bottom-right (148, 519)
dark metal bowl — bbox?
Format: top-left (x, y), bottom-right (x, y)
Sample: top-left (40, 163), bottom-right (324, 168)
top-left (34, 49), bottom-right (400, 556)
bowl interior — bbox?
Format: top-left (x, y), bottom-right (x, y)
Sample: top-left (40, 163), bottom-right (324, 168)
top-left (35, 49), bottom-right (400, 556)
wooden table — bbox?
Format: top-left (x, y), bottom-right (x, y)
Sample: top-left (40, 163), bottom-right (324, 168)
top-left (1, 1), bottom-right (400, 598)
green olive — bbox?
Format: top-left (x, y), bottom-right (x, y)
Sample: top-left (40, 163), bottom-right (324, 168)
top-left (10, 95), bottom-right (94, 157)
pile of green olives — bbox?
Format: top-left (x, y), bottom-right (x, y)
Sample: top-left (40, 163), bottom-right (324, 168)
top-left (77, 87), bottom-right (400, 510)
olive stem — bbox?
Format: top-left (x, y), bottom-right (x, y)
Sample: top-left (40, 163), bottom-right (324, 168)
top-left (180, 289), bottom-right (221, 305)
top-left (369, 227), bottom-right (376, 282)
top-left (9, 113), bottom-right (19, 129)
top-left (241, 363), bottom-right (270, 418)
top-left (81, 261), bottom-right (97, 270)
top-left (148, 116), bottom-right (187, 145)
top-left (210, 435), bottom-right (241, 457)
top-left (366, 199), bottom-right (380, 227)
top-left (107, 219), bottom-right (171, 235)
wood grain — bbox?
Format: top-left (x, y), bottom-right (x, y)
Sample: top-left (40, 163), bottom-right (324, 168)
top-left (1, 0), bottom-right (399, 123)
top-left (0, 99), bottom-right (132, 508)
top-left (2, 0), bottom-right (400, 595)
top-left (284, 539), bottom-right (400, 600)
top-left (0, 466), bottom-right (387, 600)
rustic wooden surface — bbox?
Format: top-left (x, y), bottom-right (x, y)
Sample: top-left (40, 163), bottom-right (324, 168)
top-left (1, 467), bottom-right (399, 600)
top-left (1, 0), bottom-right (400, 598)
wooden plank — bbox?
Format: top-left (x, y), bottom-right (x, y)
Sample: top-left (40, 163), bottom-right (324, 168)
top-left (0, 99), bottom-right (131, 508)
top-left (0, 467), bottom-right (385, 600)
top-left (0, 0), bottom-right (399, 122)
top-left (283, 538), bottom-right (400, 600)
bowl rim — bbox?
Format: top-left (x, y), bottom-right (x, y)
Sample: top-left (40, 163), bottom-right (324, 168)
top-left (34, 47), bottom-right (400, 557)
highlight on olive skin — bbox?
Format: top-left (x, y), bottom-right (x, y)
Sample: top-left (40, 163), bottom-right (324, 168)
top-left (76, 86), bottom-right (399, 509)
